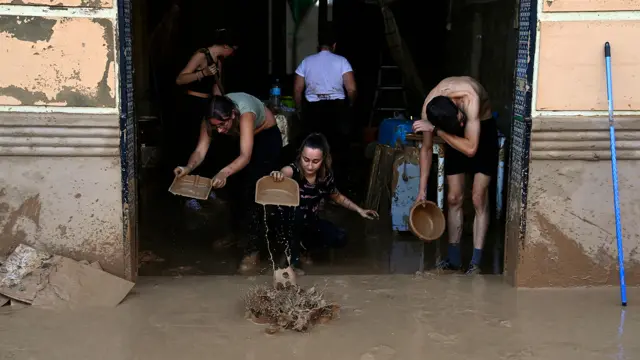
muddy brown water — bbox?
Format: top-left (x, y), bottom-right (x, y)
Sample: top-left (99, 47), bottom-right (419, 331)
top-left (1, 275), bottom-right (638, 359)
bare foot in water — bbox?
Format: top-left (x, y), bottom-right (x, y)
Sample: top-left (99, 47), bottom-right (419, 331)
top-left (301, 254), bottom-right (313, 266)
top-left (238, 252), bottom-right (259, 275)
top-left (273, 266), bottom-right (297, 289)
top-left (292, 266), bottom-right (305, 276)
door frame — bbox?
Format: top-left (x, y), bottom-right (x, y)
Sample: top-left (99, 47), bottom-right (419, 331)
top-left (117, 0), bottom-right (139, 281)
top-left (504, 0), bottom-right (537, 285)
top-left (114, 0), bottom-right (537, 283)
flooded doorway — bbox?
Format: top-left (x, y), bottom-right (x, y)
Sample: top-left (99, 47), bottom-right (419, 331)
top-left (121, 0), bottom-right (531, 278)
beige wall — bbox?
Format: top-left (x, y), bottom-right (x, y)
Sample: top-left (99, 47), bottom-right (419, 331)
top-left (0, 16), bottom-right (115, 107)
top-left (514, 3), bottom-right (640, 286)
top-left (536, 21), bottom-right (640, 111)
top-left (521, 116), bottom-right (640, 286)
top-left (0, 0), bottom-right (112, 6)
top-left (0, 4), bottom-right (126, 277)
top-left (543, 0), bottom-right (640, 12)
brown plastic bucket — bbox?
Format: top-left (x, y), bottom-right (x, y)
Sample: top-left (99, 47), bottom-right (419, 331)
top-left (409, 201), bottom-right (445, 241)
top-left (255, 176), bottom-right (300, 207)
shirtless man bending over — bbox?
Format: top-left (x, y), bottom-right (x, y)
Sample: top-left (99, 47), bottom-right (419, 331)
top-left (412, 76), bottom-right (498, 275)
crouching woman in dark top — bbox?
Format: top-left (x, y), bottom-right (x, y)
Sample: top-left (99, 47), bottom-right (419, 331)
top-left (269, 133), bottom-right (378, 274)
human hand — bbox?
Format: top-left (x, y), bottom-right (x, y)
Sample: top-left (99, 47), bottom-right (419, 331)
top-left (414, 192), bottom-right (426, 207)
top-left (412, 119), bottom-right (435, 133)
top-left (270, 171), bottom-right (285, 182)
top-left (358, 209), bottom-right (379, 220)
top-left (173, 166), bottom-right (191, 178)
top-left (202, 64), bottom-right (218, 77)
top-left (211, 172), bottom-right (227, 188)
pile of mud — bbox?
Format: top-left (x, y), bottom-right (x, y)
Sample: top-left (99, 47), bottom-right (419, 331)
top-left (244, 284), bottom-right (340, 334)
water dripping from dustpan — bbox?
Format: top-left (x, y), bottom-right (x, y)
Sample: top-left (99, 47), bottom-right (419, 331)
top-left (255, 176), bottom-right (299, 287)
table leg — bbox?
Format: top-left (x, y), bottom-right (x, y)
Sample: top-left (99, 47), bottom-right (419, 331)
top-left (493, 136), bottom-right (506, 274)
top-left (496, 137), bottom-right (506, 220)
top-left (435, 144), bottom-right (445, 266)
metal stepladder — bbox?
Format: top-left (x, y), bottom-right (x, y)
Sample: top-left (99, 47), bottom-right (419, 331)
top-left (368, 53), bottom-right (410, 128)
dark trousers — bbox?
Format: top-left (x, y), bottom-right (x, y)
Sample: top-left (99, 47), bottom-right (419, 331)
top-left (170, 94), bottom-right (209, 171)
top-left (301, 99), bottom-right (350, 188)
top-left (266, 206), bottom-right (347, 269)
top-left (241, 126), bottom-right (283, 255)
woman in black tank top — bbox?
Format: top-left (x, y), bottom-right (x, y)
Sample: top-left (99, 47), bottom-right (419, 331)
top-left (175, 29), bottom-right (238, 97)
top-left (171, 29), bottom-right (238, 163)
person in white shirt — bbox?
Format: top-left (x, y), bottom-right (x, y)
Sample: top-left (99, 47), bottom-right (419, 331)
top-left (293, 29), bottom-right (356, 188)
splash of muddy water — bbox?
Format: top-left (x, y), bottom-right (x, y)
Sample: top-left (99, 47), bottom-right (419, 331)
top-left (262, 204), bottom-right (275, 270)
top-left (262, 203), bottom-right (298, 287)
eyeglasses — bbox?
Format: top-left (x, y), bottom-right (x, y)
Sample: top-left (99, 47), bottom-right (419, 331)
top-left (209, 122), bottom-right (226, 131)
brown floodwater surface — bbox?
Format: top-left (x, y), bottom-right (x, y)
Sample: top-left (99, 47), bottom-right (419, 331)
top-left (0, 275), bottom-right (638, 360)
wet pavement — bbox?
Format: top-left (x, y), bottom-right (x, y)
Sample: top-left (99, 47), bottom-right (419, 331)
top-left (1, 275), bottom-right (638, 359)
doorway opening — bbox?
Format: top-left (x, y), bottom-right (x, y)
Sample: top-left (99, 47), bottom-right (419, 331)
top-left (128, 0), bottom-right (521, 277)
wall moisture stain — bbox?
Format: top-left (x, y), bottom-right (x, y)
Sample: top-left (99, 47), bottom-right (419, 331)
top-left (0, 16), bottom-right (115, 107)
top-left (0, 0), bottom-right (113, 7)
top-left (0, 16), bottom-right (56, 42)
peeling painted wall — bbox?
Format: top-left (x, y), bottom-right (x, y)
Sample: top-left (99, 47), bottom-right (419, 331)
top-left (543, 0), bottom-right (640, 12)
top-left (0, 2), bottom-right (124, 277)
top-left (0, 0), bottom-right (113, 8)
top-left (515, 5), bottom-right (640, 286)
top-left (0, 113), bottom-right (123, 275)
top-left (0, 156), bottom-right (124, 274)
top-left (0, 16), bottom-right (115, 107)
top-left (521, 115), bottom-right (640, 287)
top-left (521, 159), bottom-right (640, 287)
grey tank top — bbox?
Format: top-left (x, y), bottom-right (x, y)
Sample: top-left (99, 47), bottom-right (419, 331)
top-left (225, 92), bottom-right (266, 130)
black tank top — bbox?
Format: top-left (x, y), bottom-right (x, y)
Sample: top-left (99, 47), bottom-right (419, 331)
top-left (186, 48), bottom-right (219, 95)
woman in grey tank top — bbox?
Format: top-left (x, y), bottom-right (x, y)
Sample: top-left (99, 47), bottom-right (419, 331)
top-left (173, 93), bottom-right (282, 274)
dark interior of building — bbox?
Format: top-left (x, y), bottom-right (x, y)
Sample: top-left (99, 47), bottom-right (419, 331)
top-left (132, 0), bottom-right (518, 276)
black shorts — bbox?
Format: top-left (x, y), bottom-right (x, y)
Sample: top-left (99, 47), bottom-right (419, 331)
top-left (444, 117), bottom-right (499, 176)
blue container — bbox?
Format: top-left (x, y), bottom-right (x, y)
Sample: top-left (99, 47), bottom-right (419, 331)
top-left (378, 119), bottom-right (413, 147)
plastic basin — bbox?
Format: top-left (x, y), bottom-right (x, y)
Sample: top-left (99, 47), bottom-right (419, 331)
top-left (409, 201), bottom-right (446, 241)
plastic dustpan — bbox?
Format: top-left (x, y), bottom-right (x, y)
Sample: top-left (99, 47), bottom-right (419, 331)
top-left (409, 201), bottom-right (446, 241)
top-left (168, 175), bottom-right (212, 200)
top-left (255, 176), bottom-right (299, 207)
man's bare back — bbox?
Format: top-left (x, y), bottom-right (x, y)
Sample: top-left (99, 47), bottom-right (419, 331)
top-left (414, 77), bottom-right (498, 275)
top-left (427, 76), bottom-right (492, 121)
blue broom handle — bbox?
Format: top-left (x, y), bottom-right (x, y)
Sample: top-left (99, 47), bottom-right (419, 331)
top-left (605, 42), bottom-right (627, 306)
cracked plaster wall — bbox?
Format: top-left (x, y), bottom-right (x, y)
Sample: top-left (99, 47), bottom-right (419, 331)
top-left (0, 3), bottom-right (123, 276)
top-left (0, 16), bottom-right (116, 107)
top-left (519, 161), bottom-right (640, 287)
top-left (0, 156), bottom-right (124, 276)
top-left (516, 9), bottom-right (640, 286)
top-left (0, 1), bottom-right (112, 8)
